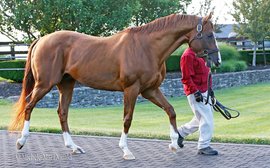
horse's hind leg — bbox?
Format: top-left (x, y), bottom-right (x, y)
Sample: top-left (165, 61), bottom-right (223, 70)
top-left (17, 84), bottom-right (51, 150)
top-left (141, 88), bottom-right (180, 152)
top-left (57, 76), bottom-right (85, 154)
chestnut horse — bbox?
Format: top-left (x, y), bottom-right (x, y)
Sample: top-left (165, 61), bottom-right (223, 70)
top-left (10, 13), bottom-right (221, 160)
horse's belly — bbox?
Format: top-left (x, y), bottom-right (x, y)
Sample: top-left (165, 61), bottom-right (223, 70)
top-left (76, 76), bottom-right (123, 91)
top-left (67, 60), bottom-right (123, 91)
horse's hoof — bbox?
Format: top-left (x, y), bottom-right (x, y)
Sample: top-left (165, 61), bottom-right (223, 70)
top-left (123, 153), bottom-right (135, 160)
top-left (16, 140), bottom-right (24, 150)
top-left (169, 144), bottom-right (178, 153)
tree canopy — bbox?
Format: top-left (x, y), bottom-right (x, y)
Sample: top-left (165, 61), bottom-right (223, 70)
top-left (231, 0), bottom-right (270, 66)
top-left (132, 0), bottom-right (191, 26)
top-left (0, 0), bottom-right (135, 40)
top-left (0, 0), bottom-right (191, 42)
top-left (189, 0), bottom-right (223, 33)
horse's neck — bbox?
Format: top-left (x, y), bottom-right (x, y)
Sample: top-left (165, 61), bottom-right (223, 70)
top-left (148, 30), bottom-right (190, 65)
top-left (149, 21), bottom-right (196, 65)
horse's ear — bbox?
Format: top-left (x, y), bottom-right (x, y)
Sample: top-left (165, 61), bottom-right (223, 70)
top-left (203, 12), bottom-right (213, 23)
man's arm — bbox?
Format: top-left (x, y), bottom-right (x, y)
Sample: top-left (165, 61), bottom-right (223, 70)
top-left (180, 55), bottom-right (198, 95)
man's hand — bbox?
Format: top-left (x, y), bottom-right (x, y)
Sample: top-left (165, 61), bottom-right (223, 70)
top-left (209, 88), bottom-right (214, 98)
top-left (194, 91), bottom-right (203, 102)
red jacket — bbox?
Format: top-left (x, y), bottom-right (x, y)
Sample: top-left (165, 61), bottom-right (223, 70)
top-left (180, 48), bottom-right (211, 96)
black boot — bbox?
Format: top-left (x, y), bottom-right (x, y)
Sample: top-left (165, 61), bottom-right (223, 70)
top-left (177, 133), bottom-right (184, 148)
top-left (198, 146), bottom-right (218, 155)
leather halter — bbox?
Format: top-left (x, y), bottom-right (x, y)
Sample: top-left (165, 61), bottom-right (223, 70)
top-left (189, 18), bottom-right (204, 44)
top-left (189, 18), bottom-right (219, 60)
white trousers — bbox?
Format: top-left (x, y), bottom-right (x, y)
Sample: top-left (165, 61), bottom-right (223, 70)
top-left (178, 91), bottom-right (214, 149)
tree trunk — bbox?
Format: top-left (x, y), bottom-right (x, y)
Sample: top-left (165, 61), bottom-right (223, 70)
top-left (252, 42), bottom-right (257, 66)
top-left (262, 39), bottom-right (266, 66)
top-left (135, 17), bottom-right (139, 26)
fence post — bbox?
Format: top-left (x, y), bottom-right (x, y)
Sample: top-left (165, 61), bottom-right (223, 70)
top-left (9, 43), bottom-right (15, 60)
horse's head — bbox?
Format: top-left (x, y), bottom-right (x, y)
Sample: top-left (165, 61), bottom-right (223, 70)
top-left (188, 13), bottom-right (221, 67)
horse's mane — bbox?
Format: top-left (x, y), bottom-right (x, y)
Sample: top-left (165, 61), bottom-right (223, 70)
top-left (125, 14), bottom-right (197, 34)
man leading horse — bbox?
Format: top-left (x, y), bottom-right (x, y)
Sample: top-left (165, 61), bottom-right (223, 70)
top-left (9, 12), bottom-right (221, 160)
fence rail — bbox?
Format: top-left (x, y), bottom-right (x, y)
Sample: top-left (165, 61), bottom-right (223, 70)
top-left (0, 42), bottom-right (28, 71)
top-left (235, 45), bottom-right (270, 50)
top-left (0, 68), bottom-right (25, 71)
top-left (0, 42), bottom-right (29, 61)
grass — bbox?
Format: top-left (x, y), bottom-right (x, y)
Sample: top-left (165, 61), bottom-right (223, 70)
top-left (0, 77), bottom-right (7, 82)
top-left (0, 77), bottom-right (14, 82)
top-left (0, 83), bottom-right (270, 144)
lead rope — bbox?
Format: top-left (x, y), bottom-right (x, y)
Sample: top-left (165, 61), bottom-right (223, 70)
top-left (205, 70), bottom-right (212, 105)
top-left (212, 100), bottom-right (240, 120)
top-left (205, 70), bottom-right (240, 120)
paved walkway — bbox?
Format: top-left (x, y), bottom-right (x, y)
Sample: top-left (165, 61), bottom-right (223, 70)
top-left (1, 130), bottom-right (270, 168)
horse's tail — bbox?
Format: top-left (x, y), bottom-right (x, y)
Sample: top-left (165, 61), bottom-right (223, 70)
top-left (9, 39), bottom-right (39, 131)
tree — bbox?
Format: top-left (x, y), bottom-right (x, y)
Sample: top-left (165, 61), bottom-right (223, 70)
top-left (232, 0), bottom-right (270, 66)
top-left (132, 0), bottom-right (191, 26)
top-left (0, 0), bottom-right (191, 42)
top-left (188, 0), bottom-right (223, 33)
top-left (79, 0), bottom-right (136, 36)
top-left (0, 0), bottom-right (136, 41)
top-left (259, 0), bottom-right (270, 65)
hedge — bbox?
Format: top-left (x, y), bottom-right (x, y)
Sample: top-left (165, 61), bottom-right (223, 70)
top-left (239, 50), bottom-right (270, 65)
top-left (166, 44), bottom-right (187, 72)
top-left (213, 60), bottom-right (247, 73)
top-left (1, 42), bottom-right (257, 82)
top-left (165, 55), bottom-right (180, 72)
top-left (166, 42), bottom-right (249, 73)
top-left (219, 42), bottom-right (241, 61)
top-left (0, 60), bottom-right (26, 82)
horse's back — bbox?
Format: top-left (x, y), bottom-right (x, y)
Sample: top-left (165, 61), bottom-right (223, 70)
top-left (31, 30), bottom-right (125, 90)
top-left (31, 30), bottom-right (165, 92)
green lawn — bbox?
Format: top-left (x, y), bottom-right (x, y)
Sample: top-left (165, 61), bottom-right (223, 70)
top-left (0, 77), bottom-right (7, 82)
top-left (0, 77), bottom-right (14, 82)
top-left (0, 83), bottom-right (270, 144)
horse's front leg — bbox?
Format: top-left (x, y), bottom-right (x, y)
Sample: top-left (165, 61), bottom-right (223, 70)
top-left (142, 88), bottom-right (181, 153)
top-left (119, 83), bottom-right (140, 160)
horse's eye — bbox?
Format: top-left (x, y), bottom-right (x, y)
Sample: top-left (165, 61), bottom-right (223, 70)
top-left (208, 33), bottom-right (213, 38)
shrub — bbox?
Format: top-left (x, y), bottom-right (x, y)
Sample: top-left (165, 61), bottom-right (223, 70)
top-left (172, 44), bottom-right (188, 56)
top-left (166, 44), bottom-right (188, 72)
top-left (0, 60), bottom-right (26, 82)
top-left (239, 50), bottom-right (270, 65)
top-left (167, 43), bottom-right (247, 73)
top-left (172, 43), bottom-right (242, 62)
top-left (166, 44), bottom-right (187, 72)
top-left (215, 61), bottom-right (235, 73)
top-left (234, 61), bottom-right (248, 71)
top-left (165, 55), bottom-right (180, 72)
top-left (219, 42), bottom-right (241, 61)
top-left (214, 60), bottom-right (247, 73)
